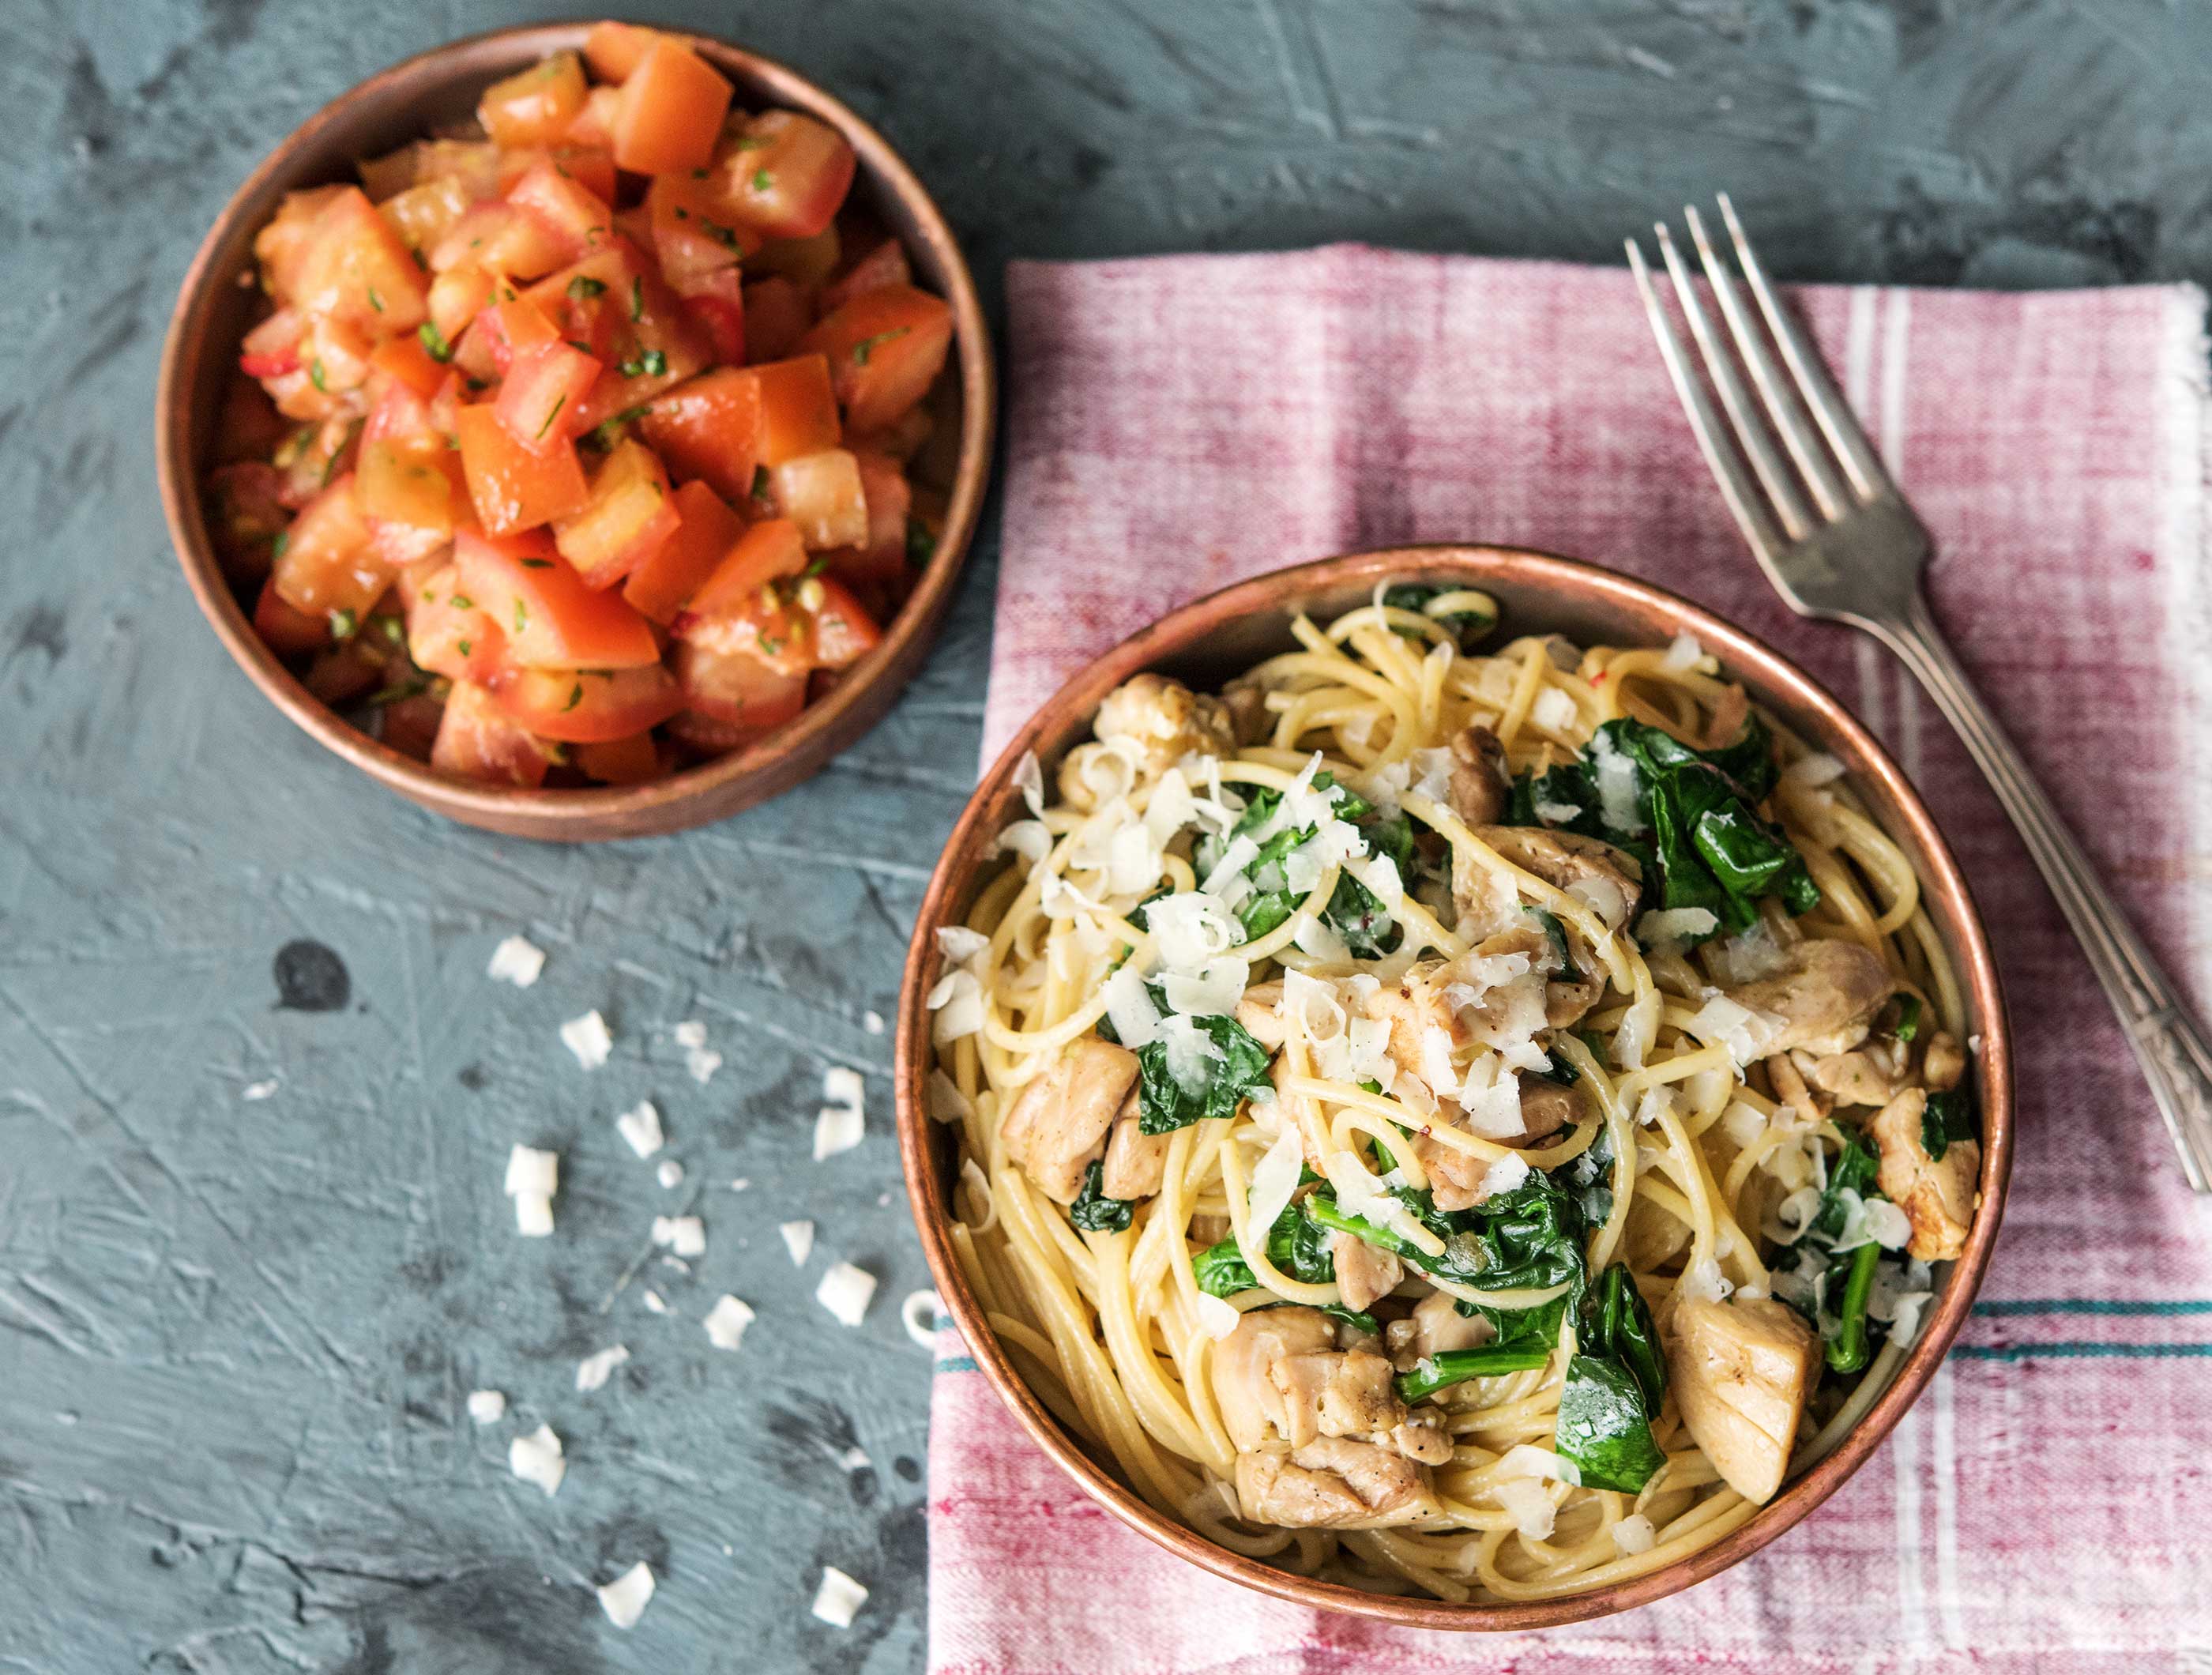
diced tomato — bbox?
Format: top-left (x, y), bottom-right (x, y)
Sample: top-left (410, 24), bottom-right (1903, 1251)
top-left (505, 160), bottom-right (615, 262)
top-left (712, 111), bottom-right (855, 241)
top-left (576, 730), bottom-right (664, 784)
top-left (798, 284), bottom-right (954, 434)
top-left (582, 20), bottom-right (664, 82)
top-left (254, 575), bottom-right (330, 654)
top-left (741, 277), bottom-right (811, 363)
top-left (547, 146), bottom-right (619, 205)
top-left (478, 51), bottom-right (588, 148)
top-left (622, 479), bottom-right (743, 624)
top-left (544, 249), bottom-right (715, 432)
top-left (675, 266), bottom-right (745, 364)
top-left (378, 172), bottom-right (476, 260)
top-left (239, 308), bottom-right (305, 382)
top-left (746, 353), bottom-right (842, 465)
top-left (551, 439), bottom-right (678, 587)
top-left (745, 224), bottom-right (841, 293)
top-left (428, 201), bottom-right (573, 281)
top-left (427, 265), bottom-right (497, 351)
top-left (673, 565), bottom-right (813, 676)
top-left (818, 449), bottom-right (911, 592)
top-left (486, 663), bottom-right (684, 743)
top-left (809, 576), bottom-right (883, 670)
top-left (566, 85), bottom-right (623, 149)
top-left (304, 629), bottom-right (402, 705)
top-left (359, 438), bottom-right (457, 536)
top-left (271, 473), bottom-right (392, 620)
top-left (272, 415), bottom-right (361, 508)
top-left (358, 139), bottom-right (503, 205)
top-left (453, 527), bottom-right (661, 669)
top-left (611, 40), bottom-right (733, 175)
top-left (432, 679), bottom-right (552, 786)
top-left (292, 186), bottom-right (428, 329)
top-left (252, 186), bottom-right (348, 303)
top-left (209, 461), bottom-right (290, 585)
top-left (638, 367), bottom-right (762, 502)
top-left (767, 450), bottom-right (867, 549)
top-left (847, 402), bottom-right (935, 464)
top-left (677, 518), bottom-right (808, 633)
top-left (820, 238), bottom-right (912, 314)
top-left (674, 642), bottom-right (808, 739)
top-left (378, 691), bottom-right (446, 759)
top-left (645, 173), bottom-right (756, 288)
top-left (495, 340), bottom-right (603, 450)
top-left (369, 333), bottom-right (448, 400)
top-left (401, 559), bottom-right (504, 682)
top-left (454, 403), bottom-right (589, 533)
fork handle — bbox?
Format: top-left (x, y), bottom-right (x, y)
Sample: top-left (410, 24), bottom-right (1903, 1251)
top-left (1869, 593), bottom-right (2212, 1192)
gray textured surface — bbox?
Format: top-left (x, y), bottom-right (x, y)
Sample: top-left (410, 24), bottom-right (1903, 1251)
top-left (2, 1), bottom-right (2206, 1669)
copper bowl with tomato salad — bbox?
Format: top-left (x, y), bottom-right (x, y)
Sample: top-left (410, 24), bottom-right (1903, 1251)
top-left (157, 21), bottom-right (993, 841)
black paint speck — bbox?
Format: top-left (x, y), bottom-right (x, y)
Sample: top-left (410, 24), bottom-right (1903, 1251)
top-left (849, 1466), bottom-right (879, 1507)
top-left (893, 1455), bottom-right (921, 1483)
top-left (457, 1063), bottom-right (487, 1091)
top-left (273, 939), bottom-right (349, 1011)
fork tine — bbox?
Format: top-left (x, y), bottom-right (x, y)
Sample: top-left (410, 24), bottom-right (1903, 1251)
top-left (1624, 237), bottom-right (1784, 563)
top-left (1652, 222), bottom-right (1815, 544)
top-left (1683, 205), bottom-right (1852, 521)
top-left (1717, 192), bottom-right (1891, 502)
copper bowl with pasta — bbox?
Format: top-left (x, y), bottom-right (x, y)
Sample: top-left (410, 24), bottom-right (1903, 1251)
top-left (894, 545), bottom-right (2010, 1628)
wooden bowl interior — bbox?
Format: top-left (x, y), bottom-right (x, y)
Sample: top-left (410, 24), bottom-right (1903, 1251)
top-left (160, 26), bottom-right (990, 841)
top-left (898, 546), bottom-right (2011, 1629)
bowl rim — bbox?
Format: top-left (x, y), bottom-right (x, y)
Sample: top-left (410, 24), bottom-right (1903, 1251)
top-left (893, 542), bottom-right (2013, 1630)
top-left (155, 21), bottom-right (995, 840)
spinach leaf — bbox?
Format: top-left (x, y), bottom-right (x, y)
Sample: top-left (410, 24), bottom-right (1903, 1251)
top-left (1556, 1353), bottom-right (1668, 1492)
top-left (1890, 992), bottom-right (1924, 1045)
top-left (1525, 906), bottom-right (1578, 980)
top-left (1192, 1195), bottom-right (1337, 1295)
top-left (1380, 583), bottom-right (1495, 648)
top-left (1826, 1239), bottom-right (1879, 1373)
top-left (1805, 1132), bottom-right (1880, 1245)
top-left (1322, 868), bottom-right (1400, 957)
top-left (1921, 1087), bottom-right (1977, 1163)
top-left (1582, 1263), bottom-right (1666, 1410)
top-left (1321, 1304), bottom-right (1379, 1336)
top-left (1134, 1010), bottom-right (1275, 1134)
top-left (1507, 757), bottom-right (1606, 838)
top-left (1069, 1160), bottom-right (1133, 1233)
top-left (1394, 1345), bottom-right (1552, 1404)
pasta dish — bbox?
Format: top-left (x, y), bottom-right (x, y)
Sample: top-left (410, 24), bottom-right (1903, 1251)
top-left (924, 583), bottom-right (1981, 1602)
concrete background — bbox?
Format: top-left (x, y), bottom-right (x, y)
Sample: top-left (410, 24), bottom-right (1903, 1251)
top-left (2, 1), bottom-right (2206, 1669)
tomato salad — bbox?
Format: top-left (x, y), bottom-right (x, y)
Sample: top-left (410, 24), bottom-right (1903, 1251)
top-left (207, 22), bottom-right (955, 788)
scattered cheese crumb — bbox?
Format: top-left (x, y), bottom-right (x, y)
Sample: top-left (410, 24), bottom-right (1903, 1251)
top-left (704, 1293), bottom-right (755, 1350)
top-left (615, 1099), bottom-right (664, 1157)
top-left (811, 1565), bottom-right (869, 1628)
top-left (656, 1160), bottom-right (684, 1190)
top-left (835, 1445), bottom-right (871, 1472)
top-left (504, 1145), bottom-right (559, 1237)
top-left (561, 1010), bottom-right (613, 1070)
top-left (241, 1078), bottom-right (279, 1102)
top-left (780, 1220), bottom-right (815, 1266)
top-left (509, 1424), bottom-right (565, 1496)
top-left (814, 1105), bottom-right (864, 1161)
top-left (660, 1255), bottom-right (691, 1274)
top-left (641, 1289), bottom-right (668, 1315)
top-left (466, 1389), bottom-right (506, 1425)
top-left (815, 1262), bottom-right (877, 1327)
top-left (862, 1010), bottom-right (885, 1035)
top-left (596, 1560), bottom-right (655, 1629)
top-left (487, 935), bottom-right (547, 988)
top-left (672, 1018), bottom-right (721, 1083)
top-left (651, 1215), bottom-right (705, 1258)
top-left (1194, 1293), bottom-right (1242, 1339)
top-left (901, 1289), bottom-right (945, 1349)
top-left (575, 1345), bottom-right (630, 1393)
top-left (814, 1067), bottom-right (866, 1160)
top-left (728, 1177), bottom-right (751, 1192)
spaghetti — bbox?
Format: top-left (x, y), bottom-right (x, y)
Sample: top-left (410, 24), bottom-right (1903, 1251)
top-left (926, 585), bottom-right (1981, 1602)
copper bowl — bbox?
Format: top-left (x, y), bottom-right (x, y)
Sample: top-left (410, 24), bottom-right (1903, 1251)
top-left (895, 544), bottom-right (2012, 1628)
top-left (156, 24), bottom-right (994, 842)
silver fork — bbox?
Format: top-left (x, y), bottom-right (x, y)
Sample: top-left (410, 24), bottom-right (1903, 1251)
top-left (1627, 194), bottom-right (2212, 1192)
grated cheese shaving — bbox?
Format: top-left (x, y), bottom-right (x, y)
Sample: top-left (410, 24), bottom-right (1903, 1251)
top-left (575, 1345), bottom-right (630, 1392)
top-left (651, 1215), bottom-right (705, 1258)
top-left (811, 1565), bottom-right (869, 1628)
top-left (816, 1261), bottom-right (878, 1327)
top-left (780, 1220), bottom-right (815, 1266)
top-left (615, 1099), bottom-right (664, 1158)
top-left (508, 1424), bottom-right (565, 1496)
top-left (596, 1560), bottom-right (655, 1629)
top-left (657, 1160), bottom-right (683, 1189)
top-left (466, 1389), bottom-right (505, 1425)
top-left (1194, 1293), bottom-right (1243, 1339)
top-left (1612, 1512), bottom-right (1657, 1555)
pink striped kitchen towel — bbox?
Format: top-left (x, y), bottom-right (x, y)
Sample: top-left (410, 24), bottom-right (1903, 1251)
top-left (930, 245), bottom-right (2212, 1673)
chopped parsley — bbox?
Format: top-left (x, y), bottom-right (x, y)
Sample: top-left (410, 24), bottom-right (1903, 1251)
top-left (271, 530), bottom-right (290, 560)
top-left (513, 599), bottom-right (529, 634)
top-left (308, 359), bottom-right (328, 392)
top-left (564, 681), bottom-right (584, 713)
top-left (617, 347), bottom-right (668, 379)
top-left (585, 404), bottom-right (652, 450)
top-left (327, 608), bottom-right (358, 640)
top-left (630, 275), bottom-right (645, 321)
top-left (905, 518), bottom-right (935, 567)
top-left (567, 275), bottom-right (607, 300)
top-left (750, 167), bottom-right (773, 192)
top-left (367, 285), bottom-right (384, 314)
top-left (518, 557), bottom-right (553, 570)
top-left (851, 327), bottom-right (908, 367)
top-left (749, 464), bottom-right (771, 502)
